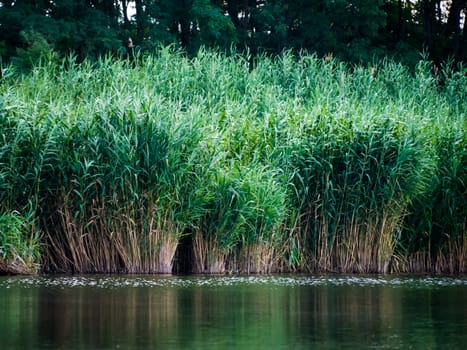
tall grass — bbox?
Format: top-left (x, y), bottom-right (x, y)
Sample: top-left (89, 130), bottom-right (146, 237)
top-left (0, 211), bottom-right (40, 274)
top-left (0, 49), bottom-right (465, 274)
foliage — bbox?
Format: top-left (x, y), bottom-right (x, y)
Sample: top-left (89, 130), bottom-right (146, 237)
top-left (0, 49), bottom-right (465, 274)
top-left (0, 211), bottom-right (40, 274)
top-left (12, 30), bottom-right (58, 72)
top-left (0, 1), bottom-right (466, 64)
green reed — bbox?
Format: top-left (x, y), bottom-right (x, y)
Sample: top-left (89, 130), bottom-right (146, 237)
top-left (0, 211), bottom-right (40, 274)
top-left (0, 49), bottom-right (465, 274)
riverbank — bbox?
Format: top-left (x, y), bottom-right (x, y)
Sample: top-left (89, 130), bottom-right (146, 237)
top-left (0, 49), bottom-right (465, 275)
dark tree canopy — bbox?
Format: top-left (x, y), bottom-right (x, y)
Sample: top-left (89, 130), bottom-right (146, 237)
top-left (1, 1), bottom-right (466, 65)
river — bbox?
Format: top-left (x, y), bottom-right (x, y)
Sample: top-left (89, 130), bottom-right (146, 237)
top-left (1, 275), bottom-right (466, 349)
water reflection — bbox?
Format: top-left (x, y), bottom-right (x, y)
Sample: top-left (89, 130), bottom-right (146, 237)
top-left (0, 276), bottom-right (466, 349)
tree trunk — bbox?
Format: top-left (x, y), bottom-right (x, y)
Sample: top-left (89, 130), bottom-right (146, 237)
top-left (445, 0), bottom-right (467, 59)
top-left (135, 0), bottom-right (144, 42)
top-left (462, 6), bottom-right (467, 60)
top-left (397, 0), bottom-right (404, 40)
top-left (121, 0), bottom-right (131, 30)
top-left (176, 0), bottom-right (193, 48)
top-left (422, 0), bottom-right (438, 59)
top-left (227, 0), bottom-right (240, 27)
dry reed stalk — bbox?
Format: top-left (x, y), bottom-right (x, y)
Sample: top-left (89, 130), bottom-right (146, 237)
top-left (376, 211), bottom-right (399, 273)
top-left (149, 218), bottom-right (180, 273)
top-left (315, 209), bottom-right (333, 272)
top-left (450, 234), bottom-right (466, 273)
top-left (458, 234), bottom-right (466, 273)
top-left (192, 230), bottom-right (226, 273)
top-left (192, 230), bottom-right (207, 273)
top-left (92, 212), bottom-right (120, 272)
top-left (376, 216), bottom-right (391, 264)
top-left (45, 198), bottom-right (91, 272)
top-left (110, 207), bottom-right (181, 273)
top-left (330, 221), bottom-right (366, 273)
top-left (434, 234), bottom-right (466, 273)
top-left (354, 210), bottom-right (401, 273)
top-left (402, 252), bottom-right (431, 273)
top-left (312, 211), bottom-right (370, 273)
top-left (43, 224), bottom-right (72, 272)
top-left (282, 212), bottom-right (308, 272)
top-left (0, 255), bottom-right (38, 275)
top-left (43, 194), bottom-right (182, 273)
top-left (388, 254), bottom-right (408, 273)
top-left (230, 241), bottom-right (277, 273)
top-left (312, 207), bottom-right (402, 273)
top-left (122, 211), bottom-right (141, 272)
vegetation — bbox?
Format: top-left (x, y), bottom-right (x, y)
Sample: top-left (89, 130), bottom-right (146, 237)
top-left (0, 48), bottom-right (465, 274)
top-left (0, 211), bottom-right (40, 274)
top-left (1, 1), bottom-right (466, 66)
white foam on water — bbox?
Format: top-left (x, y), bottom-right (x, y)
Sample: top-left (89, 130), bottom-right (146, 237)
top-left (1, 274), bottom-right (466, 289)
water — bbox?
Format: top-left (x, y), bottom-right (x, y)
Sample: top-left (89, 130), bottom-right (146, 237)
top-left (0, 275), bottom-right (466, 349)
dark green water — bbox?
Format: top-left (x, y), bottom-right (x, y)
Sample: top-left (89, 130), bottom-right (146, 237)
top-left (0, 275), bottom-right (466, 349)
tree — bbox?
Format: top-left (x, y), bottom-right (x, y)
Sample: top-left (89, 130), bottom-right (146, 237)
top-left (139, 0), bottom-right (235, 53)
top-left (0, 0), bottom-right (465, 64)
top-left (263, 0), bottom-right (386, 60)
top-left (0, 0), bottom-right (121, 61)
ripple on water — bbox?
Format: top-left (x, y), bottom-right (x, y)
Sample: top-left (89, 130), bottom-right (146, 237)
top-left (0, 274), bottom-right (466, 290)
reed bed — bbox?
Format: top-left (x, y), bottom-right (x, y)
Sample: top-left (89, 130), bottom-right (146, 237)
top-left (0, 49), bottom-right (465, 274)
top-left (0, 211), bottom-right (40, 274)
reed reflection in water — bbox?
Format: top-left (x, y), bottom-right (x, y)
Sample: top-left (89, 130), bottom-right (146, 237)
top-left (0, 276), bottom-right (466, 349)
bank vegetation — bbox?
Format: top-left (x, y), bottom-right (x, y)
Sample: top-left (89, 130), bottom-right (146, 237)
top-left (1, 49), bottom-right (465, 274)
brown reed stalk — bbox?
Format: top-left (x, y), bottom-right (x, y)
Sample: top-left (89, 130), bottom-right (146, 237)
top-left (192, 230), bottom-right (226, 273)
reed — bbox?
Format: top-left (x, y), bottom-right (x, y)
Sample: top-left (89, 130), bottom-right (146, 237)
top-left (0, 211), bottom-right (40, 274)
top-left (0, 49), bottom-right (465, 274)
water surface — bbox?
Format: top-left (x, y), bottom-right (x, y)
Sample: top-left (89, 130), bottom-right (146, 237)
top-left (1, 275), bottom-right (466, 349)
